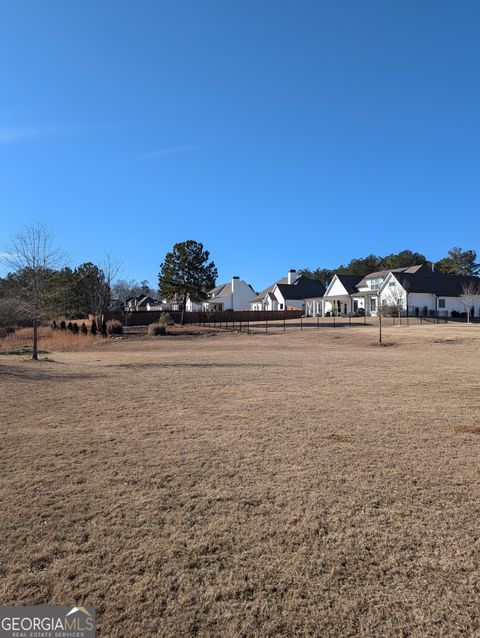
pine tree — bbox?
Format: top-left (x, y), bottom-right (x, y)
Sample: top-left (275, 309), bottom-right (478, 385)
top-left (158, 240), bottom-right (217, 324)
top-left (67, 321), bottom-right (74, 332)
top-left (60, 320), bottom-right (66, 330)
top-left (101, 320), bottom-right (108, 337)
top-left (90, 319), bottom-right (97, 336)
top-left (51, 320), bottom-right (58, 329)
top-left (81, 322), bottom-right (88, 335)
top-left (73, 322), bottom-right (79, 334)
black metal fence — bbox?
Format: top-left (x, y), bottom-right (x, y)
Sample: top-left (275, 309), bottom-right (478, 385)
top-left (109, 308), bottom-right (472, 333)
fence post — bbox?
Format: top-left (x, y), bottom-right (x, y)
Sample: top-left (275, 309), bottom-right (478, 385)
top-left (333, 315), bottom-right (336, 328)
top-left (266, 318), bottom-right (268, 333)
top-left (239, 320), bottom-right (242, 333)
top-left (284, 315), bottom-right (286, 332)
top-left (301, 316), bottom-right (303, 331)
top-left (349, 314), bottom-right (351, 327)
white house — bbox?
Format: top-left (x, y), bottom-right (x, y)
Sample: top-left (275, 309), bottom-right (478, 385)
top-left (125, 295), bottom-right (159, 311)
top-left (378, 268), bottom-right (480, 317)
top-left (186, 276), bottom-right (257, 312)
top-left (250, 270), bottom-right (326, 311)
top-left (315, 265), bottom-right (426, 317)
top-left (308, 263), bottom-right (480, 318)
top-left (307, 274), bottom-right (364, 317)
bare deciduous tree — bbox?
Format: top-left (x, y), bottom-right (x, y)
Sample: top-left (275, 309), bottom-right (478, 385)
top-left (381, 278), bottom-right (409, 318)
top-left (460, 281), bottom-right (480, 324)
top-left (2, 223), bottom-right (66, 360)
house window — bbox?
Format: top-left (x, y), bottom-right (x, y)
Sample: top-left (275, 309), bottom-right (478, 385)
top-left (370, 297), bottom-right (377, 311)
top-left (279, 303), bottom-right (283, 310)
top-left (389, 281), bottom-right (395, 287)
top-left (438, 299), bottom-right (446, 308)
top-left (369, 278), bottom-right (383, 290)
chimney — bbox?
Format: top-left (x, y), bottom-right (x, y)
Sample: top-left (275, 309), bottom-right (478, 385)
top-left (287, 269), bottom-right (297, 285)
top-left (231, 276), bottom-right (239, 299)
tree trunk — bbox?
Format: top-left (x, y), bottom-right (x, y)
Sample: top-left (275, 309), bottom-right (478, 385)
top-left (180, 293), bottom-right (187, 325)
top-left (32, 320), bottom-right (38, 361)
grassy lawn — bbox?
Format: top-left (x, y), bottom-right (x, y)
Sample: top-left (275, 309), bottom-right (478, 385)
top-left (1, 323), bottom-right (480, 637)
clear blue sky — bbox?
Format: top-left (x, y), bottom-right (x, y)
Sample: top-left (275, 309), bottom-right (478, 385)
top-left (1, 1), bottom-right (479, 290)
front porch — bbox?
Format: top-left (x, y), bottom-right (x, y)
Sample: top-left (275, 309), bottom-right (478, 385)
top-left (309, 293), bottom-right (379, 317)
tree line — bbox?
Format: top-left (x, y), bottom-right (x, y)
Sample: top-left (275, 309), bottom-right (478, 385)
top-left (300, 247), bottom-right (480, 285)
top-left (1, 224), bottom-right (479, 359)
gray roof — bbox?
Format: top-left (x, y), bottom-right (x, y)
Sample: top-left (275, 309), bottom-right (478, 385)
top-left (334, 275), bottom-right (364, 295)
top-left (393, 270), bottom-right (480, 297)
top-left (251, 276), bottom-right (289, 303)
top-left (209, 283), bottom-right (230, 297)
top-left (276, 276), bottom-right (326, 300)
top-left (208, 279), bottom-right (256, 299)
top-left (355, 264), bottom-right (424, 289)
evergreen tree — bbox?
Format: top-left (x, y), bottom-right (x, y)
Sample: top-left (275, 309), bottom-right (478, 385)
top-left (380, 250), bottom-right (427, 270)
top-left (51, 320), bottom-right (58, 329)
top-left (90, 318), bottom-right (97, 335)
top-left (101, 320), bottom-right (108, 337)
top-left (158, 240), bottom-right (217, 324)
top-left (73, 322), bottom-right (79, 334)
top-left (81, 322), bottom-right (88, 335)
top-left (67, 321), bottom-right (74, 332)
top-left (60, 320), bottom-right (66, 330)
top-left (435, 247), bottom-right (479, 276)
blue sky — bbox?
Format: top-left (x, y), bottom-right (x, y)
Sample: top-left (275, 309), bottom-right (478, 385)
top-left (1, 1), bottom-right (480, 290)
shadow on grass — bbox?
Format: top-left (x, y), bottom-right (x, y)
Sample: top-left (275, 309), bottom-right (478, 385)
top-left (0, 364), bottom-right (94, 382)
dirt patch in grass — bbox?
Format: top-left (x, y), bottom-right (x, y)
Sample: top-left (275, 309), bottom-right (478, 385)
top-left (455, 425), bottom-right (480, 435)
top-left (1, 324), bottom-right (480, 637)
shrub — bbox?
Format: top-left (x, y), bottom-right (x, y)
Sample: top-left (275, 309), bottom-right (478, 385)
top-left (380, 303), bottom-right (402, 318)
top-left (148, 322), bottom-right (166, 336)
top-left (159, 312), bottom-right (174, 326)
top-left (90, 319), bottom-right (97, 336)
top-left (67, 322), bottom-right (74, 332)
top-left (81, 322), bottom-right (88, 335)
top-left (106, 320), bottom-right (123, 335)
top-left (51, 320), bottom-right (58, 329)
top-left (60, 320), bottom-right (66, 330)
top-left (101, 320), bottom-right (108, 338)
top-left (73, 322), bottom-right (79, 334)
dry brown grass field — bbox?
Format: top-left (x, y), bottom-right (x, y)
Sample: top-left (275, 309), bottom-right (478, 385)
top-left (1, 322), bottom-right (480, 637)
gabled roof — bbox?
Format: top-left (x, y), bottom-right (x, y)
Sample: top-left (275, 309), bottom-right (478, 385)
top-left (334, 274), bottom-right (364, 295)
top-left (209, 283), bottom-right (229, 297)
top-left (355, 264), bottom-right (425, 289)
top-left (208, 279), bottom-right (257, 299)
top-left (251, 276), bottom-right (289, 303)
top-left (137, 295), bottom-right (157, 306)
top-left (276, 276), bottom-right (326, 300)
top-left (391, 270), bottom-right (480, 297)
